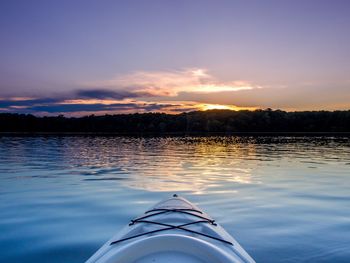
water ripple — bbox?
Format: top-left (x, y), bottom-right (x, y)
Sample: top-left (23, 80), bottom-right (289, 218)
top-left (0, 136), bottom-right (349, 262)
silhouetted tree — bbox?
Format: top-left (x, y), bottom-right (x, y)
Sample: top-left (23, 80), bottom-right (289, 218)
top-left (0, 110), bottom-right (350, 134)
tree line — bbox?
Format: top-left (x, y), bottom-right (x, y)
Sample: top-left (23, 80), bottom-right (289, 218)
top-left (1, 109), bottom-right (350, 134)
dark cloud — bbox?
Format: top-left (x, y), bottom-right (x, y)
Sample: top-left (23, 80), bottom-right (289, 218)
top-left (0, 87), bottom-right (171, 115)
top-left (0, 87), bottom-right (156, 107)
top-left (0, 95), bottom-right (185, 114)
top-left (28, 102), bottom-right (180, 113)
top-left (29, 103), bottom-right (137, 113)
top-left (75, 89), bottom-right (154, 100)
top-left (0, 98), bottom-right (61, 108)
top-left (76, 89), bottom-right (137, 100)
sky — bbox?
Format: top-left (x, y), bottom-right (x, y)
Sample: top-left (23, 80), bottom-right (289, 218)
top-left (0, 0), bottom-right (350, 116)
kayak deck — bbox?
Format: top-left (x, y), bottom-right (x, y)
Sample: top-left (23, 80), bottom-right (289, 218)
top-left (86, 195), bottom-right (255, 263)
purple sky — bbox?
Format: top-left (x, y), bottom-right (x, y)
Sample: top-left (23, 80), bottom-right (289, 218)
top-left (1, 0), bottom-right (350, 115)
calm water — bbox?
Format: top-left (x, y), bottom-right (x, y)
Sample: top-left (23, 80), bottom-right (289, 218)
top-left (0, 136), bottom-right (349, 263)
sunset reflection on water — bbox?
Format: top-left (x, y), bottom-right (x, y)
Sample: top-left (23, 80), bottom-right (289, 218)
top-left (1, 136), bottom-right (350, 262)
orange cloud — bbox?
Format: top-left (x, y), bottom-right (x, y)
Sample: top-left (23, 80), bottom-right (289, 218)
top-left (0, 69), bottom-right (264, 116)
top-left (83, 68), bottom-right (262, 97)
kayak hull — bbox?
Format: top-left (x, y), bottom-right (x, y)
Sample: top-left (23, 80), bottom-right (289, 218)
top-left (86, 196), bottom-right (255, 263)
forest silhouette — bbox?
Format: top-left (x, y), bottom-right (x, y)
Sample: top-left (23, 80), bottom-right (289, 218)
top-left (1, 109), bottom-right (350, 134)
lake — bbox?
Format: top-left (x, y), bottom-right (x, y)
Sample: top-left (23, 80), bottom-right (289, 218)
top-left (0, 136), bottom-right (349, 262)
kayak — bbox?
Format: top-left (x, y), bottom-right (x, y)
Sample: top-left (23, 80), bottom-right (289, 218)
top-left (86, 195), bottom-right (255, 263)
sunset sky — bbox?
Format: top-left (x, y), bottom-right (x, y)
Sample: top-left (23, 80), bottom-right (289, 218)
top-left (1, 0), bottom-right (350, 115)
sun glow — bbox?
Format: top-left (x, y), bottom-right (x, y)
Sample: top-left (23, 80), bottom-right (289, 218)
top-left (199, 103), bottom-right (256, 111)
top-left (60, 99), bottom-right (256, 114)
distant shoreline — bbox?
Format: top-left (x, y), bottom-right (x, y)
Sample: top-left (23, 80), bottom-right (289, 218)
top-left (1, 132), bottom-right (350, 137)
top-left (1, 110), bottom-right (350, 135)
